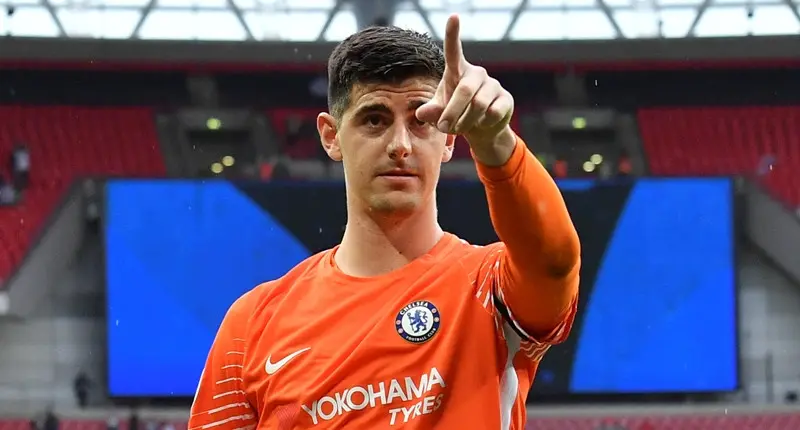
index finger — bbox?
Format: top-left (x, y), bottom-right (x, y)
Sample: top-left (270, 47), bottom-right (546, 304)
top-left (443, 14), bottom-right (466, 72)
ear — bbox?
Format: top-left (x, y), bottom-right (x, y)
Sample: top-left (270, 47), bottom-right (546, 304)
top-left (317, 112), bottom-right (342, 162)
top-left (441, 134), bottom-right (455, 163)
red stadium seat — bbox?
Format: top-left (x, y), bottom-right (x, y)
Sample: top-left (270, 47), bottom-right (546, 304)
top-left (0, 420), bottom-right (28, 430)
top-left (267, 108), bottom-right (323, 160)
top-left (526, 412), bottom-right (800, 430)
top-left (4, 412), bottom-right (800, 430)
top-left (638, 106), bottom-right (800, 207)
top-left (0, 106), bottom-right (166, 284)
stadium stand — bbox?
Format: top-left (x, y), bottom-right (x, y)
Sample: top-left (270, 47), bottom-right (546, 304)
top-left (3, 0), bottom-right (800, 425)
top-left (0, 420), bottom-right (28, 430)
top-left (526, 413), bottom-right (800, 430)
top-left (0, 106), bottom-right (165, 283)
top-left (0, 419), bottom-right (183, 430)
top-left (638, 106), bottom-right (800, 207)
top-left (268, 108), bottom-right (326, 160)
top-left (4, 411), bottom-right (800, 430)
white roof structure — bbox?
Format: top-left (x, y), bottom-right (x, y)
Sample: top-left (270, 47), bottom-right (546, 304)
top-left (0, 0), bottom-right (798, 42)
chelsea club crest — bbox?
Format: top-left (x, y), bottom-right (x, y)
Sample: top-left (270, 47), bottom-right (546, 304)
top-left (396, 300), bottom-right (440, 344)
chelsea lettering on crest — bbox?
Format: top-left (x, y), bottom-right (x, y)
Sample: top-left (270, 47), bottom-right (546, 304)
top-left (396, 300), bottom-right (441, 344)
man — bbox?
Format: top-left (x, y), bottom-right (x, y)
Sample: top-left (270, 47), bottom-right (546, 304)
top-left (73, 370), bottom-right (91, 408)
top-left (189, 15), bottom-right (579, 429)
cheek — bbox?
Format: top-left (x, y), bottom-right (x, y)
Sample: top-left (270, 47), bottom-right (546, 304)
top-left (421, 141), bottom-right (445, 165)
top-left (341, 146), bottom-right (375, 182)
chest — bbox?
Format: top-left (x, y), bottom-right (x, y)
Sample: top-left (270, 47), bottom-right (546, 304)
top-left (243, 268), bottom-right (504, 426)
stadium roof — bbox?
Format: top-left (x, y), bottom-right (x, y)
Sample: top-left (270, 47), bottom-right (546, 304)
top-left (0, 0), bottom-right (798, 41)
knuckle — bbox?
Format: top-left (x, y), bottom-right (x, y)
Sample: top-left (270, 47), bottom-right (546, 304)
top-left (455, 85), bottom-right (474, 98)
top-left (440, 108), bottom-right (457, 123)
top-left (486, 106), bottom-right (504, 121)
top-left (472, 66), bottom-right (488, 77)
top-left (486, 105), bottom-right (508, 121)
top-left (472, 97), bottom-right (490, 112)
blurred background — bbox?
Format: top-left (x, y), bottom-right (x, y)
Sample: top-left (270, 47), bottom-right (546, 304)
top-left (0, 0), bottom-right (799, 429)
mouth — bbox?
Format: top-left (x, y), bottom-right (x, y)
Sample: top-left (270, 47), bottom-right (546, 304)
top-left (377, 169), bottom-right (417, 178)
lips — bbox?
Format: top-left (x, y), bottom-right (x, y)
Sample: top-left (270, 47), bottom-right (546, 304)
top-left (378, 169), bottom-right (417, 177)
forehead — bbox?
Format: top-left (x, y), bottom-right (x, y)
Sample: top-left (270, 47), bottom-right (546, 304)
top-left (347, 77), bottom-right (439, 114)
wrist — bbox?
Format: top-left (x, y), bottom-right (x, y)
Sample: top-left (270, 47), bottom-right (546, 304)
top-left (469, 126), bottom-right (517, 167)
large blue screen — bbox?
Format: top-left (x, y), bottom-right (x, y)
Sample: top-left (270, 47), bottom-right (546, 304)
top-left (104, 178), bottom-right (737, 397)
top-left (566, 178), bottom-right (737, 393)
top-left (104, 181), bottom-right (312, 397)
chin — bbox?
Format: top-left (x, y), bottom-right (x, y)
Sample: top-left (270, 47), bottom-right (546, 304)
top-left (368, 192), bottom-right (421, 215)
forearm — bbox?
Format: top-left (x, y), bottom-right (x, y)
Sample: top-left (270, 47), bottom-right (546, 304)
top-left (475, 135), bottom-right (580, 335)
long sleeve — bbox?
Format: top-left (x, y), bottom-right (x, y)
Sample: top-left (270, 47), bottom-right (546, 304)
top-left (189, 295), bottom-right (258, 430)
top-left (474, 135), bottom-right (580, 341)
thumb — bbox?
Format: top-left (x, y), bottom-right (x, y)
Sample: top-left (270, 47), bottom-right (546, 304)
top-left (415, 99), bottom-right (444, 125)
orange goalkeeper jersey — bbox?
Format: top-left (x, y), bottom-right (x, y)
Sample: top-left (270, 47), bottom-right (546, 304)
top-left (189, 139), bottom-right (580, 429)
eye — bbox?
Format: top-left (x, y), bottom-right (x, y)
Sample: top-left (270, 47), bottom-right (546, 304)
top-left (364, 114), bottom-right (384, 127)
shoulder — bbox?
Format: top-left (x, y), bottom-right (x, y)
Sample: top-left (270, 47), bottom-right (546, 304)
top-left (445, 234), bottom-right (506, 269)
top-left (229, 249), bottom-right (332, 322)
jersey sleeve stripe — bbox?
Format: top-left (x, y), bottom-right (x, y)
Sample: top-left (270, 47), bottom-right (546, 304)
top-left (190, 406), bottom-right (252, 421)
top-left (212, 390), bottom-right (247, 400)
top-left (197, 403), bottom-right (251, 415)
top-left (189, 414), bottom-right (256, 430)
top-left (189, 295), bottom-right (259, 430)
top-left (499, 322), bottom-right (523, 430)
top-left (493, 286), bottom-right (535, 342)
top-left (496, 288), bottom-right (571, 363)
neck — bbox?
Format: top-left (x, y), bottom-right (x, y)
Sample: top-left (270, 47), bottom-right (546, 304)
top-left (336, 201), bottom-right (444, 278)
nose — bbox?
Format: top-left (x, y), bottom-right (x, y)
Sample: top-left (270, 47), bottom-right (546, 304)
top-left (386, 125), bottom-right (413, 160)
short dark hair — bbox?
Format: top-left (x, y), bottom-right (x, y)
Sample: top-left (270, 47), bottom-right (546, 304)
top-left (327, 26), bottom-right (445, 119)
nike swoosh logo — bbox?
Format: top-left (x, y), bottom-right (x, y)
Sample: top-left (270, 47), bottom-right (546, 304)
top-left (265, 347), bottom-right (311, 375)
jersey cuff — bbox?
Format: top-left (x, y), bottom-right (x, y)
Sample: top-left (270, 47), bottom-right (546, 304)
top-left (494, 284), bottom-right (573, 347)
top-left (493, 286), bottom-right (536, 343)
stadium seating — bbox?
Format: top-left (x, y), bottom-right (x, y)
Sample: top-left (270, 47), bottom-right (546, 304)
top-left (0, 420), bottom-right (187, 430)
top-left (526, 414), bottom-right (800, 430)
top-left (527, 412), bottom-right (800, 429)
top-left (0, 421), bottom-right (26, 430)
top-left (0, 106), bottom-right (165, 283)
top-left (268, 108), bottom-right (324, 160)
top-left (638, 106), bottom-right (800, 207)
top-left (1, 413), bottom-right (800, 430)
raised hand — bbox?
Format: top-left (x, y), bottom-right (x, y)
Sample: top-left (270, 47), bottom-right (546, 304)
top-left (416, 14), bottom-right (516, 164)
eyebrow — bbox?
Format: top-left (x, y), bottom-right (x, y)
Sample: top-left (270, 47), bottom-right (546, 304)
top-left (352, 103), bottom-right (392, 118)
top-left (407, 100), bottom-right (427, 110)
top-left (352, 100), bottom-right (429, 118)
